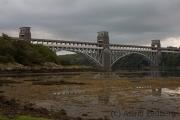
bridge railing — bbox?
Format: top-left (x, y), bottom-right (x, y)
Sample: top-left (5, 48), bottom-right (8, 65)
top-left (161, 47), bottom-right (180, 53)
top-left (31, 38), bottom-right (102, 48)
top-left (109, 44), bottom-right (155, 52)
top-left (43, 44), bottom-right (103, 50)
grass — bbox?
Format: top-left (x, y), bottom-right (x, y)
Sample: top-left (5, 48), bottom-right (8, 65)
top-left (0, 116), bottom-right (9, 120)
top-left (0, 116), bottom-right (49, 120)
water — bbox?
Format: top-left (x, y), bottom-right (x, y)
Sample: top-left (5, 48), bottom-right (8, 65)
top-left (2, 68), bottom-right (180, 120)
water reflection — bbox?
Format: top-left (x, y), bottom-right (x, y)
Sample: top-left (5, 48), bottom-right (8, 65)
top-left (1, 68), bottom-right (180, 80)
top-left (92, 69), bottom-right (180, 79)
top-left (92, 72), bottom-right (119, 79)
top-left (149, 71), bottom-right (161, 78)
top-left (92, 71), bottom-right (161, 79)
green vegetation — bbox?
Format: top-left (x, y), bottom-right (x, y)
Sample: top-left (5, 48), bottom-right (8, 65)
top-left (0, 34), bottom-right (59, 66)
top-left (0, 116), bottom-right (49, 120)
top-left (113, 53), bottom-right (180, 69)
top-left (0, 116), bottom-right (9, 120)
top-left (59, 54), bottom-right (95, 67)
top-left (112, 54), bottom-right (148, 69)
top-left (161, 53), bottom-right (180, 67)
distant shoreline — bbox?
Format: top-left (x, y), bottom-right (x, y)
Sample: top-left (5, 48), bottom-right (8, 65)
top-left (0, 68), bottom-right (105, 77)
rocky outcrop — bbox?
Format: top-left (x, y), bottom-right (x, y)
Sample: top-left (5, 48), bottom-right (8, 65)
top-left (0, 62), bottom-right (63, 71)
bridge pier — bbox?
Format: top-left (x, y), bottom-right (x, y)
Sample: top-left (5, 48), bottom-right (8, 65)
top-left (151, 40), bottom-right (161, 66)
top-left (102, 44), bottom-right (111, 70)
top-left (97, 31), bottom-right (111, 71)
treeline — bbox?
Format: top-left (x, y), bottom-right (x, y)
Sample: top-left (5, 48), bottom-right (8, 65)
top-left (112, 54), bottom-right (149, 69)
top-left (58, 54), bottom-right (96, 67)
top-left (113, 53), bottom-right (180, 69)
top-left (160, 53), bottom-right (180, 67)
top-left (0, 34), bottom-right (59, 65)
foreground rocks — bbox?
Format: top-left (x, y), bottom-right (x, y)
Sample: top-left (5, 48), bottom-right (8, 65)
top-left (0, 80), bottom-right (105, 120)
top-left (0, 63), bottom-right (101, 77)
top-left (0, 62), bottom-right (63, 71)
top-left (0, 80), bottom-right (103, 120)
top-left (0, 95), bottom-right (80, 120)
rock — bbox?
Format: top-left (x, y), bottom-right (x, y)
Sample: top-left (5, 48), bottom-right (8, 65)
top-left (42, 62), bottom-right (63, 69)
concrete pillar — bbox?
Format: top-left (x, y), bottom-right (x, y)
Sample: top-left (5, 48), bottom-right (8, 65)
top-left (97, 31), bottom-right (111, 71)
top-left (151, 40), bottom-right (161, 66)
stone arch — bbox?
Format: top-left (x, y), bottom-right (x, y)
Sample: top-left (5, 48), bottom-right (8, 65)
top-left (111, 52), bottom-right (156, 67)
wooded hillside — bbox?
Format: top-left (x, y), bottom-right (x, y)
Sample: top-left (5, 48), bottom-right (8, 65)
top-left (0, 34), bottom-right (59, 65)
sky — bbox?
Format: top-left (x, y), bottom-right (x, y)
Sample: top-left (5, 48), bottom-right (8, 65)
top-left (1, 0), bottom-right (180, 55)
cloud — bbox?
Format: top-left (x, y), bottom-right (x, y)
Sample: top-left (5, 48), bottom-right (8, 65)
top-left (1, 0), bottom-right (180, 47)
top-left (163, 37), bottom-right (180, 47)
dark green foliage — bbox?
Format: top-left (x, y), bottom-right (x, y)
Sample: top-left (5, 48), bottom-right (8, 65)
top-left (113, 53), bottom-right (180, 69)
top-left (161, 53), bottom-right (180, 67)
top-left (0, 33), bottom-right (59, 65)
top-left (34, 44), bottom-right (59, 64)
top-left (112, 54), bottom-right (149, 69)
top-left (58, 54), bottom-right (95, 66)
top-left (59, 58), bottom-right (72, 66)
top-left (0, 34), bottom-right (16, 63)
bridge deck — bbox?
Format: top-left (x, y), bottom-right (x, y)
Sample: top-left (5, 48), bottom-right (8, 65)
top-left (42, 44), bottom-right (103, 49)
top-left (11, 37), bottom-right (180, 53)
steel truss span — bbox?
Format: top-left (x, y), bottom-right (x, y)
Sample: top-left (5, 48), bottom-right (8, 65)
top-left (47, 45), bottom-right (103, 67)
top-left (28, 38), bottom-right (178, 69)
top-left (110, 50), bottom-right (158, 66)
top-left (38, 40), bottom-right (160, 67)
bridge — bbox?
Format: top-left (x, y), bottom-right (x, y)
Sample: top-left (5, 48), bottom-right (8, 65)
top-left (12, 27), bottom-right (180, 70)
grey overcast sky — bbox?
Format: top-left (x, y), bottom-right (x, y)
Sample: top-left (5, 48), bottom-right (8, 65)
top-left (1, 0), bottom-right (180, 48)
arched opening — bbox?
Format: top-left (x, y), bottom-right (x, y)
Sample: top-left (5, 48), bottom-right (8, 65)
top-left (56, 50), bottom-right (101, 68)
top-left (112, 53), bottom-right (152, 70)
top-left (56, 50), bottom-right (75, 55)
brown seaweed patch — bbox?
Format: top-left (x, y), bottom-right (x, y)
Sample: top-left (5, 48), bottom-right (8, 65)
top-left (32, 80), bottom-right (85, 85)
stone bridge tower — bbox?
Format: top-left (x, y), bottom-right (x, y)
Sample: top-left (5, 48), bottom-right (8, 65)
top-left (151, 40), bottom-right (161, 66)
top-left (19, 27), bottom-right (31, 41)
top-left (97, 31), bottom-right (111, 71)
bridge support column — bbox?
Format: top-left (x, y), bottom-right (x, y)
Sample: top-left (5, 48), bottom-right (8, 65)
top-left (102, 44), bottom-right (111, 71)
top-left (151, 40), bottom-right (161, 66)
top-left (97, 31), bottom-right (111, 71)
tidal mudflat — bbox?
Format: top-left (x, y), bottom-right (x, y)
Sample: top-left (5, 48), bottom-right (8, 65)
top-left (1, 72), bottom-right (180, 120)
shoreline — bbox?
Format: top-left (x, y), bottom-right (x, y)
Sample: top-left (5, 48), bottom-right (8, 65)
top-left (0, 68), bottom-right (106, 77)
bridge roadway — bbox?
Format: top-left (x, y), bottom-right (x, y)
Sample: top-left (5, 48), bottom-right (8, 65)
top-left (12, 37), bottom-right (180, 53)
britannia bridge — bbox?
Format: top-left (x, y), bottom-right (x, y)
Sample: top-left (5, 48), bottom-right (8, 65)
top-left (12, 27), bottom-right (180, 70)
